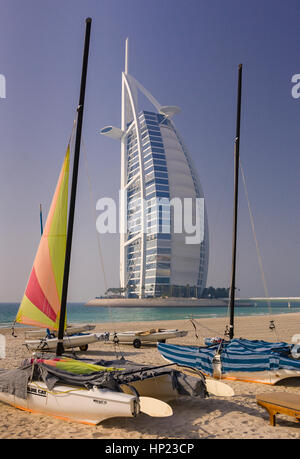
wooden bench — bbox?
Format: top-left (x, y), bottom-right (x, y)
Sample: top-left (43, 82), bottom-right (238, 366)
top-left (256, 392), bottom-right (300, 426)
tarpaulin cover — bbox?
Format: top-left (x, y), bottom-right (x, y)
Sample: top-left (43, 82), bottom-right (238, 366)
top-left (0, 356), bottom-right (208, 400)
top-left (158, 338), bottom-right (300, 375)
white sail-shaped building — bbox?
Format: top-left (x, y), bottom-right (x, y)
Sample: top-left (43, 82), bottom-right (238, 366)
top-left (101, 39), bottom-right (209, 298)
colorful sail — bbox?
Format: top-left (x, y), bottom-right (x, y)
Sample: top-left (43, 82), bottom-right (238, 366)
top-left (16, 147), bottom-right (70, 330)
top-left (30, 357), bottom-right (125, 374)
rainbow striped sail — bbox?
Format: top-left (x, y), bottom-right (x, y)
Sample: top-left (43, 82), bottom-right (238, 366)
top-left (16, 147), bottom-right (70, 330)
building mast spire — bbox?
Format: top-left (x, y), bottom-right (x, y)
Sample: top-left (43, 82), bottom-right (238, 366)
top-left (125, 37), bottom-right (129, 75)
top-left (119, 38), bottom-right (128, 295)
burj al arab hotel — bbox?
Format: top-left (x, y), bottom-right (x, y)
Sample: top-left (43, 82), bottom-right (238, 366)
top-left (101, 40), bottom-right (209, 299)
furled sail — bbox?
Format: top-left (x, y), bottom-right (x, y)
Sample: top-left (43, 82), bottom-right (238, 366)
top-left (16, 147), bottom-right (70, 330)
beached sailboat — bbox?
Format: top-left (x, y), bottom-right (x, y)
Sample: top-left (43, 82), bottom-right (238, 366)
top-left (0, 350), bottom-right (212, 424)
top-left (107, 328), bottom-right (188, 348)
top-left (158, 64), bottom-right (300, 385)
top-left (0, 19), bottom-right (214, 425)
top-left (24, 323), bottom-right (96, 340)
top-left (23, 329), bottom-right (104, 352)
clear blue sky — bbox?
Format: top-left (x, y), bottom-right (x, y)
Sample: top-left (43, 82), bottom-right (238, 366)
top-left (0, 0), bottom-right (299, 301)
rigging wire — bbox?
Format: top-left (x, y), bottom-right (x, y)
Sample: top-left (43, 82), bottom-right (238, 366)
top-left (189, 317), bottom-right (227, 341)
top-left (239, 160), bottom-right (279, 341)
top-left (81, 140), bottom-right (124, 359)
top-left (81, 140), bottom-right (108, 294)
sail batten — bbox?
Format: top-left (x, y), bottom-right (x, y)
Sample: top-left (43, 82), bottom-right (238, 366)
top-left (16, 147), bottom-right (70, 330)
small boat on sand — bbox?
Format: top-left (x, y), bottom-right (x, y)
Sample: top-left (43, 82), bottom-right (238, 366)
top-left (24, 331), bottom-right (107, 352)
top-left (0, 355), bottom-right (208, 425)
top-left (108, 328), bottom-right (188, 348)
top-left (24, 323), bottom-right (95, 339)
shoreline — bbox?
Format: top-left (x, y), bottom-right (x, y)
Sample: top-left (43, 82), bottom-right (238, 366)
top-left (1, 308), bottom-right (300, 330)
top-left (0, 303), bottom-right (300, 334)
top-left (84, 296), bottom-right (300, 308)
top-left (85, 297), bottom-right (249, 307)
top-left (1, 309), bottom-right (300, 329)
top-left (0, 312), bottom-right (300, 439)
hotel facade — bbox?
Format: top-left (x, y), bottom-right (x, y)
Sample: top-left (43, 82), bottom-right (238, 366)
top-left (101, 40), bottom-right (209, 298)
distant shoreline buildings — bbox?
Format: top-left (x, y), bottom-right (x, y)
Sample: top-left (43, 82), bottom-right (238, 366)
top-left (101, 39), bottom-right (209, 299)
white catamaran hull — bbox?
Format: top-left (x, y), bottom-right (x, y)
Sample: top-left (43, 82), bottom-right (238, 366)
top-left (24, 333), bottom-right (106, 351)
top-left (109, 329), bottom-right (188, 347)
top-left (215, 369), bottom-right (300, 385)
top-left (211, 355), bottom-right (300, 385)
top-left (0, 381), bottom-right (139, 425)
top-left (25, 324), bottom-right (96, 339)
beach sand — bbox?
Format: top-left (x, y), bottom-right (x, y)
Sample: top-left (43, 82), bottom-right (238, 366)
top-left (1, 312), bottom-right (300, 439)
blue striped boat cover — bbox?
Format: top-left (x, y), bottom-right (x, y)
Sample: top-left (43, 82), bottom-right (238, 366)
top-left (157, 342), bottom-right (218, 376)
top-left (220, 339), bottom-right (300, 373)
top-left (157, 339), bottom-right (300, 375)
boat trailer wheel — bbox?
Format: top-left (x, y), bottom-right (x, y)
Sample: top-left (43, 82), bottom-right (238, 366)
top-left (79, 344), bottom-right (89, 352)
top-left (133, 339), bottom-right (141, 349)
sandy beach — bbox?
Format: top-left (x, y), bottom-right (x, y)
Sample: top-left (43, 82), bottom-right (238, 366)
top-left (1, 312), bottom-right (300, 439)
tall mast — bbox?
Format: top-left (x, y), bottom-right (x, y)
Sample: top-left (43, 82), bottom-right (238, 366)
top-left (228, 63), bottom-right (243, 340)
top-left (39, 204), bottom-right (43, 235)
top-left (56, 18), bottom-right (92, 356)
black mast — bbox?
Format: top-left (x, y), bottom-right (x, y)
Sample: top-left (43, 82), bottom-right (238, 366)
top-left (40, 204), bottom-right (43, 235)
top-left (56, 18), bottom-right (92, 356)
top-left (228, 63), bottom-right (243, 340)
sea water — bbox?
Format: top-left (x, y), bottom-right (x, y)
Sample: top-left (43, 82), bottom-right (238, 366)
top-left (1, 299), bottom-right (300, 328)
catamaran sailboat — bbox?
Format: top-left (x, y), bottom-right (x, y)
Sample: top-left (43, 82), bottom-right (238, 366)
top-left (0, 19), bottom-right (215, 425)
top-left (107, 328), bottom-right (188, 348)
top-left (158, 64), bottom-right (300, 385)
top-left (24, 323), bottom-right (96, 340)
